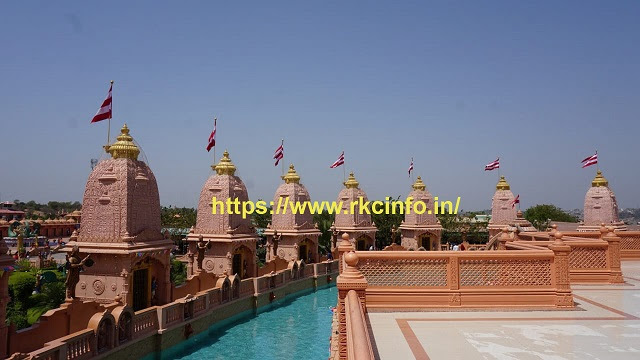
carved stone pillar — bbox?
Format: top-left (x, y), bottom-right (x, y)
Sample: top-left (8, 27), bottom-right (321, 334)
top-left (337, 233), bottom-right (354, 274)
top-left (549, 231), bottom-right (573, 308)
top-left (603, 226), bottom-right (623, 283)
top-left (336, 251), bottom-right (368, 359)
top-left (498, 228), bottom-right (510, 250)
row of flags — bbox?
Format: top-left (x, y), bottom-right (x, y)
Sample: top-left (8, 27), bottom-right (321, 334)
top-left (87, 83), bottom-right (601, 174)
top-left (484, 152), bottom-right (598, 171)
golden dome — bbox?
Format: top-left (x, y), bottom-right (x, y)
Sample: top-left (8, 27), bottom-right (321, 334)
top-left (344, 172), bottom-right (360, 189)
top-left (412, 176), bottom-right (426, 191)
top-left (107, 124), bottom-right (140, 160)
top-left (496, 175), bottom-right (510, 190)
top-left (282, 164), bottom-right (300, 184)
top-left (213, 150), bottom-right (237, 175)
top-left (592, 170), bottom-right (609, 187)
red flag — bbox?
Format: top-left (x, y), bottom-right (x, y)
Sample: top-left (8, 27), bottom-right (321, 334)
top-left (273, 142), bottom-right (284, 166)
top-left (206, 118), bottom-right (216, 152)
top-left (91, 83), bottom-right (112, 123)
top-left (408, 158), bottom-right (414, 176)
top-left (511, 194), bottom-right (520, 208)
top-left (330, 151), bottom-right (345, 168)
top-left (485, 158), bottom-right (499, 171)
top-left (581, 151), bottom-right (597, 168)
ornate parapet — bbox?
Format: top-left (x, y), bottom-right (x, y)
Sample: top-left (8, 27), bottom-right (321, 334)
top-left (337, 233), bottom-right (354, 274)
top-left (548, 232), bottom-right (574, 308)
top-left (603, 226), bottom-right (623, 283)
top-left (336, 252), bottom-right (369, 360)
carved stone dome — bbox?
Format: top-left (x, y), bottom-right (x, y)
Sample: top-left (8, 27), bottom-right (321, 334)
top-left (489, 175), bottom-right (516, 226)
top-left (79, 125), bottom-right (162, 243)
top-left (334, 172), bottom-right (373, 228)
top-left (271, 165), bottom-right (314, 230)
top-left (195, 150), bottom-right (253, 235)
top-left (583, 170), bottom-right (620, 226)
top-left (404, 176), bottom-right (438, 226)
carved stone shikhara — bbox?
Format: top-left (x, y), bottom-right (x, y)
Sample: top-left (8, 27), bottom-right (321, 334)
top-left (400, 176), bottom-right (443, 251)
top-left (186, 150), bottom-right (258, 279)
top-left (333, 173), bottom-right (377, 251)
top-left (264, 164), bottom-right (321, 263)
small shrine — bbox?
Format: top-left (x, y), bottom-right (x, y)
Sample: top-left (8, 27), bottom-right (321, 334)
top-left (64, 124), bottom-right (173, 311)
top-left (264, 165), bottom-right (322, 263)
top-left (186, 150), bottom-right (258, 279)
top-left (399, 176), bottom-right (443, 250)
top-left (334, 172), bottom-right (377, 250)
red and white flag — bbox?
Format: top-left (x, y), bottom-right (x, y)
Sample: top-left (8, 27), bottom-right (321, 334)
top-left (91, 83), bottom-right (112, 123)
top-left (408, 158), bottom-right (414, 176)
top-left (581, 152), bottom-right (598, 168)
top-left (511, 194), bottom-right (520, 209)
top-left (484, 158), bottom-right (500, 171)
top-left (206, 118), bottom-right (216, 152)
top-left (273, 142), bottom-right (284, 166)
top-left (330, 151), bottom-right (345, 168)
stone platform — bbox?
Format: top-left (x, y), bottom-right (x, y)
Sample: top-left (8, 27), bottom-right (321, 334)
top-left (368, 260), bottom-right (640, 359)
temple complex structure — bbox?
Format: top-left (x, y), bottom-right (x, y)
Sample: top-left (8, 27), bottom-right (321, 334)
top-left (578, 170), bottom-right (626, 231)
top-left (64, 124), bottom-right (173, 311)
top-left (487, 175), bottom-right (518, 236)
top-left (334, 172), bottom-right (377, 250)
top-left (399, 176), bottom-right (442, 250)
top-left (264, 165), bottom-right (321, 263)
top-left (186, 150), bottom-right (258, 279)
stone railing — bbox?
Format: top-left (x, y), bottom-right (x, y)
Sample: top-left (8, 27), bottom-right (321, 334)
top-left (29, 329), bottom-right (96, 360)
top-left (510, 227), bottom-right (623, 283)
top-left (132, 307), bottom-right (159, 340)
top-left (618, 231), bottom-right (640, 259)
top-left (552, 228), bottom-right (640, 259)
top-left (344, 291), bottom-right (375, 360)
top-left (336, 233), bottom-right (573, 310)
top-left (25, 260), bottom-right (338, 360)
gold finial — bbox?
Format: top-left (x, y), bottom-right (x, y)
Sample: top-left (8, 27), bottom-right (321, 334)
top-left (591, 170), bottom-right (608, 187)
top-left (412, 176), bottom-right (426, 191)
top-left (213, 150), bottom-right (237, 175)
top-left (282, 164), bottom-right (300, 184)
top-left (344, 172), bottom-right (359, 189)
top-left (496, 175), bottom-right (510, 190)
top-left (107, 124), bottom-right (140, 160)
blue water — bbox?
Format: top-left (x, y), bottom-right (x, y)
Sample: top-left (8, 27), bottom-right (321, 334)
top-left (164, 286), bottom-right (337, 360)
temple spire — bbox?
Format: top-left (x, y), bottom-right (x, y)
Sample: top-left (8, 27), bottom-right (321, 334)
top-left (213, 150), bottom-right (237, 175)
top-left (412, 176), bottom-right (426, 191)
top-left (591, 170), bottom-right (608, 187)
top-left (496, 175), bottom-right (510, 190)
top-left (282, 164), bottom-right (301, 184)
top-left (107, 124), bottom-right (140, 160)
top-left (344, 172), bottom-right (360, 189)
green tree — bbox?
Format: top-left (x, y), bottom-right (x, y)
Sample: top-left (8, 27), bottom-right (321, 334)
top-left (313, 211), bottom-right (335, 254)
top-left (524, 204), bottom-right (578, 231)
top-left (161, 207), bottom-right (197, 228)
top-left (252, 203), bottom-right (272, 229)
top-left (370, 196), bottom-right (404, 249)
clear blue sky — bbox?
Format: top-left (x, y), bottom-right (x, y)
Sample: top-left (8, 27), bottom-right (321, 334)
top-left (1, 1), bottom-right (639, 211)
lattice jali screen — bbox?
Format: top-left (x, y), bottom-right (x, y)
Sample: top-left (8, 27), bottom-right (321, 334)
top-left (358, 258), bottom-right (448, 287)
top-left (621, 236), bottom-right (640, 250)
top-left (568, 247), bottom-right (606, 269)
top-left (459, 259), bottom-right (552, 287)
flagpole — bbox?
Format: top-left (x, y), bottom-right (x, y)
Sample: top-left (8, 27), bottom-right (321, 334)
top-left (281, 139), bottom-right (284, 176)
top-left (497, 155), bottom-right (501, 179)
top-left (107, 80), bottom-right (114, 148)
top-left (343, 150), bottom-right (346, 182)
top-left (596, 149), bottom-right (599, 172)
top-left (213, 117), bottom-right (217, 170)
top-left (411, 157), bottom-right (414, 183)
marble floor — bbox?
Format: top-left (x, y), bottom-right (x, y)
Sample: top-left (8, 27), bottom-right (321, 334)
top-left (368, 261), bottom-right (640, 360)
